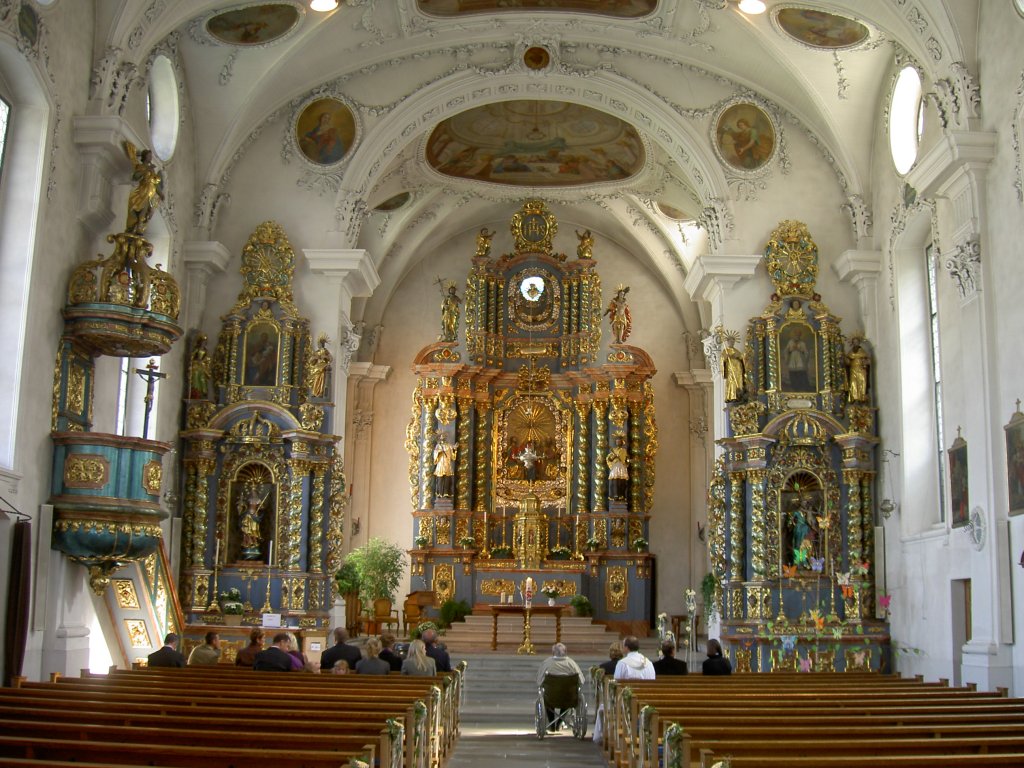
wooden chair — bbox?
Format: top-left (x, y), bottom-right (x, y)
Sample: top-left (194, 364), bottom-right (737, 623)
top-left (368, 598), bottom-right (399, 634)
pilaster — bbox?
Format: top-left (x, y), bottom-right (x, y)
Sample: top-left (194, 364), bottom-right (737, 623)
top-left (71, 115), bottom-right (143, 237)
top-left (833, 249), bottom-right (882, 343)
top-left (345, 363), bottom-right (391, 552)
top-left (181, 241), bottom-right (230, 331)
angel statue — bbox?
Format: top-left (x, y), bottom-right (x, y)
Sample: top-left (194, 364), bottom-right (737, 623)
top-left (575, 228), bottom-right (594, 259)
top-left (123, 140), bottom-right (164, 237)
top-left (306, 333), bottom-right (333, 399)
top-left (438, 279), bottom-right (461, 343)
top-left (475, 227), bottom-right (495, 258)
top-left (604, 284), bottom-right (632, 344)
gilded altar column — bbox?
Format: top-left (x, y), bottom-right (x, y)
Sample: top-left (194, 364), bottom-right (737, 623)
top-left (473, 401), bottom-right (490, 549)
top-left (309, 467), bottom-right (327, 573)
top-left (727, 470), bottom-right (746, 622)
top-left (575, 401), bottom-right (591, 515)
top-left (456, 390), bottom-right (472, 512)
top-left (641, 382), bottom-right (657, 514)
top-left (628, 406), bottom-right (642, 514)
top-left (593, 399), bottom-right (608, 512)
top-left (843, 469), bottom-right (863, 568)
top-left (424, 397), bottom-right (438, 510)
top-left (747, 469), bottom-right (768, 579)
top-left (860, 473), bottom-right (875, 618)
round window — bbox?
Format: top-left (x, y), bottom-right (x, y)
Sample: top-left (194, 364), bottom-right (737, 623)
top-left (148, 55), bottom-right (179, 161)
top-left (889, 65), bottom-right (923, 175)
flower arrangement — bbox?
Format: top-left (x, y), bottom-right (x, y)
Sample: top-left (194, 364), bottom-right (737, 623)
top-left (219, 587), bottom-right (243, 614)
top-left (414, 534), bottom-right (429, 548)
top-left (490, 545), bottom-right (513, 558)
top-left (632, 537), bottom-right (648, 552)
top-left (585, 536), bottom-right (602, 550)
top-left (548, 545), bottom-right (571, 560)
top-left (541, 585), bottom-right (560, 599)
top-left (458, 535), bottom-right (476, 549)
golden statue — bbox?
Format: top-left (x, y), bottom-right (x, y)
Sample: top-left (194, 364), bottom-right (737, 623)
top-left (239, 485), bottom-right (270, 559)
top-left (307, 333), bottom-right (333, 398)
top-left (847, 340), bottom-right (870, 403)
top-left (722, 334), bottom-right (746, 402)
top-left (575, 229), bottom-right (594, 259)
top-left (189, 333), bottom-right (211, 400)
top-left (604, 284), bottom-right (632, 344)
top-left (123, 140), bottom-right (163, 236)
top-left (439, 280), bottom-right (461, 343)
top-left (475, 227), bottom-right (495, 258)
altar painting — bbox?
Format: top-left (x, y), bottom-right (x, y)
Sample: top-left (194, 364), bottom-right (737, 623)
top-left (778, 322), bottom-right (817, 393)
top-left (243, 322), bottom-right (279, 386)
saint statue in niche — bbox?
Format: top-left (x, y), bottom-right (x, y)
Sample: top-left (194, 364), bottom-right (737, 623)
top-left (239, 484), bottom-right (271, 560)
top-left (781, 473), bottom-right (825, 571)
top-left (433, 432), bottom-right (457, 497)
top-left (607, 433), bottom-right (629, 500)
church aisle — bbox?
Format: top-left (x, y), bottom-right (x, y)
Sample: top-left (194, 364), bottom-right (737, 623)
top-left (448, 653), bottom-right (607, 768)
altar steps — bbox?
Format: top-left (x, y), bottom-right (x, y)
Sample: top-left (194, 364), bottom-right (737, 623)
top-left (439, 612), bottom-right (624, 654)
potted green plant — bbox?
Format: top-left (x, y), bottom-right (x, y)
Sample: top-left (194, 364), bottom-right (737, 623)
top-left (570, 594), bottom-right (593, 617)
top-left (490, 545), bottom-right (513, 559)
top-left (632, 537), bottom-right (649, 553)
top-left (701, 571), bottom-right (719, 623)
top-left (334, 561), bottom-right (361, 598)
top-left (458, 535), bottom-right (476, 550)
top-left (345, 536), bottom-right (408, 610)
top-left (438, 598), bottom-right (471, 628)
top-left (414, 534), bottom-right (429, 548)
top-left (585, 536), bottom-right (601, 551)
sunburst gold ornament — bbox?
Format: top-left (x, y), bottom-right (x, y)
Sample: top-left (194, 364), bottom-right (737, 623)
top-left (763, 220), bottom-right (819, 298)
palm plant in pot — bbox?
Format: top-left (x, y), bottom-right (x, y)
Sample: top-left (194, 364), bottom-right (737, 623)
top-left (344, 536), bottom-right (408, 611)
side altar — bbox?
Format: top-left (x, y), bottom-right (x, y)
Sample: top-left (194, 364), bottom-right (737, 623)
top-left (407, 201), bottom-right (657, 635)
top-left (708, 220), bottom-right (889, 672)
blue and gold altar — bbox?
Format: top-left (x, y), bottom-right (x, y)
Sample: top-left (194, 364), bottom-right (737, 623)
top-left (708, 220), bottom-right (890, 672)
top-left (407, 201), bottom-right (657, 636)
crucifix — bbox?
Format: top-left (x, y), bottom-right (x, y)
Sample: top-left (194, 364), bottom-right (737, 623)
top-left (134, 358), bottom-right (166, 439)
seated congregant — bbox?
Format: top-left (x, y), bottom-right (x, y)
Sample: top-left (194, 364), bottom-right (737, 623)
top-left (378, 633), bottom-right (403, 672)
top-left (320, 627), bottom-right (362, 672)
top-left (421, 627), bottom-right (452, 672)
top-left (401, 639), bottom-right (436, 676)
top-left (702, 638), bottom-right (732, 675)
top-left (254, 632), bottom-right (299, 672)
top-left (652, 640), bottom-right (688, 675)
top-left (188, 631), bottom-right (222, 666)
top-left (235, 628), bottom-right (264, 667)
top-left (614, 636), bottom-right (654, 680)
top-left (598, 640), bottom-right (623, 676)
top-left (147, 633), bottom-right (185, 668)
top-left (356, 636), bottom-right (391, 675)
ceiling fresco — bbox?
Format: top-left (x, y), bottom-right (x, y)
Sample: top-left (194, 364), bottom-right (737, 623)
top-left (426, 100), bottom-right (645, 187)
top-left (416, 0), bottom-right (656, 18)
top-left (775, 8), bottom-right (869, 50)
top-left (206, 3), bottom-right (300, 46)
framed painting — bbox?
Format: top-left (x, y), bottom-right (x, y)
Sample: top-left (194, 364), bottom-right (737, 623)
top-left (243, 322), bottom-right (279, 387)
top-left (1005, 406), bottom-right (1024, 515)
top-left (948, 435), bottom-right (969, 528)
top-left (295, 97), bottom-right (356, 167)
top-left (206, 3), bottom-right (300, 47)
top-left (775, 8), bottom-right (869, 50)
top-left (778, 321), bottom-right (817, 393)
top-left (714, 102), bottom-right (776, 173)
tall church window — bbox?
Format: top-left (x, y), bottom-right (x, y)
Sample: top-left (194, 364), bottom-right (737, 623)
top-left (0, 96), bottom-right (10, 178)
top-left (925, 244), bottom-right (947, 521)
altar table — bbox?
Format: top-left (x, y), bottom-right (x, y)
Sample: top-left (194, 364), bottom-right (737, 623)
top-left (488, 604), bottom-right (566, 651)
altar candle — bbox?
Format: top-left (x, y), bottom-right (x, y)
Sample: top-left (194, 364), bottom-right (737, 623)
top-left (214, 538), bottom-right (219, 567)
top-left (268, 539), bottom-right (274, 566)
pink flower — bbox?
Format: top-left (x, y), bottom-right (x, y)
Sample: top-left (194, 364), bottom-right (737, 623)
top-left (879, 594), bottom-right (892, 610)
top-left (799, 657), bottom-right (812, 672)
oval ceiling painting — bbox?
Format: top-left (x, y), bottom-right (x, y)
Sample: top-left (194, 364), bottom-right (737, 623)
top-left (375, 192), bottom-right (411, 212)
top-left (207, 3), bottom-right (300, 46)
top-left (776, 8), bottom-right (869, 50)
top-left (417, 0), bottom-right (655, 19)
top-left (427, 101), bottom-right (645, 187)
top-left (657, 202), bottom-right (690, 221)
top-left (714, 103), bottom-right (776, 173)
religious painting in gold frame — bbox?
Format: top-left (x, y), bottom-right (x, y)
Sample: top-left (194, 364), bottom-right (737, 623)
top-left (713, 102), bottom-right (776, 173)
top-left (243, 321), bottom-right (279, 386)
top-left (1005, 407), bottom-right (1024, 515)
top-left (948, 435), bottom-right (969, 528)
top-left (295, 97), bottom-right (357, 167)
top-left (494, 389), bottom-right (570, 504)
top-left (205, 3), bottom-right (300, 46)
top-left (778, 321), bottom-right (817, 393)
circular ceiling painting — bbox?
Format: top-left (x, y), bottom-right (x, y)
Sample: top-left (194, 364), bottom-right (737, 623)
top-left (714, 102), bottom-right (776, 173)
top-left (776, 8), bottom-right (869, 50)
top-left (207, 3), bottom-right (300, 46)
top-left (426, 100), bottom-right (645, 187)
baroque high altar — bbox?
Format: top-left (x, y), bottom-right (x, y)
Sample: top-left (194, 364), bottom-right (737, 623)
top-left (408, 201), bottom-right (656, 635)
top-left (708, 220), bottom-right (889, 672)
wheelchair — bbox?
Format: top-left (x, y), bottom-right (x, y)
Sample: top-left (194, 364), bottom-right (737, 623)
top-left (534, 672), bottom-right (587, 739)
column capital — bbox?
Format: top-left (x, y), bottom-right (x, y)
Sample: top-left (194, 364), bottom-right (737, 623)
top-left (303, 248), bottom-right (380, 298)
top-left (833, 249), bottom-right (882, 282)
top-left (183, 240), bottom-right (231, 275)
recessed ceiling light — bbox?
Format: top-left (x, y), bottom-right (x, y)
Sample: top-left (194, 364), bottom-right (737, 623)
top-left (738, 0), bottom-right (767, 14)
top-left (310, 0), bottom-right (339, 11)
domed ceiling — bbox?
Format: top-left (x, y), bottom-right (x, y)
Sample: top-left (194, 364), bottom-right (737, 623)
top-left (426, 100), bottom-right (645, 187)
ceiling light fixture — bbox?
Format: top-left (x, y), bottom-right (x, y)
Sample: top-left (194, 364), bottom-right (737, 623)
top-left (310, 0), bottom-right (339, 11)
top-left (737, 0), bottom-right (767, 14)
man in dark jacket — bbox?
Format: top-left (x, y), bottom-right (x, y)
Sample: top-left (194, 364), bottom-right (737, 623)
top-left (378, 633), bottom-right (403, 672)
top-left (702, 638), bottom-right (732, 675)
top-left (320, 627), bottom-right (362, 672)
top-left (422, 628), bottom-right (451, 672)
top-left (254, 632), bottom-right (297, 672)
top-left (147, 633), bottom-right (186, 668)
top-left (652, 640), bottom-right (688, 676)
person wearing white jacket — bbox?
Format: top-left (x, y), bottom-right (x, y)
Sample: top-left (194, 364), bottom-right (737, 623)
top-left (613, 636), bottom-right (655, 680)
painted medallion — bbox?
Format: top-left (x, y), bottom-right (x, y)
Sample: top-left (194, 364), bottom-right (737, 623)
top-left (206, 3), bottom-right (300, 46)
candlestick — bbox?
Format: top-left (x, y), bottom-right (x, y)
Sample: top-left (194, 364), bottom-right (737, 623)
top-left (214, 538), bottom-right (220, 567)
top-left (268, 539), bottom-right (274, 567)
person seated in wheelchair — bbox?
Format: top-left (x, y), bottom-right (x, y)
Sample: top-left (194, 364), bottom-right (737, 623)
top-left (536, 642), bottom-right (584, 733)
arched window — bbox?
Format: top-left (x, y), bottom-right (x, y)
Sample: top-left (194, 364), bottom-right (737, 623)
top-left (0, 43), bottom-right (51, 479)
top-left (889, 65), bottom-right (923, 175)
top-left (147, 55), bottom-right (179, 161)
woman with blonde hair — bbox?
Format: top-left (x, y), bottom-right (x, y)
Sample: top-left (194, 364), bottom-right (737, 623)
top-left (401, 639), bottom-right (437, 676)
top-left (356, 636), bottom-right (391, 675)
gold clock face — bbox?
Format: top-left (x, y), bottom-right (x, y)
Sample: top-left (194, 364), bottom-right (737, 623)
top-left (781, 246), bottom-right (813, 276)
